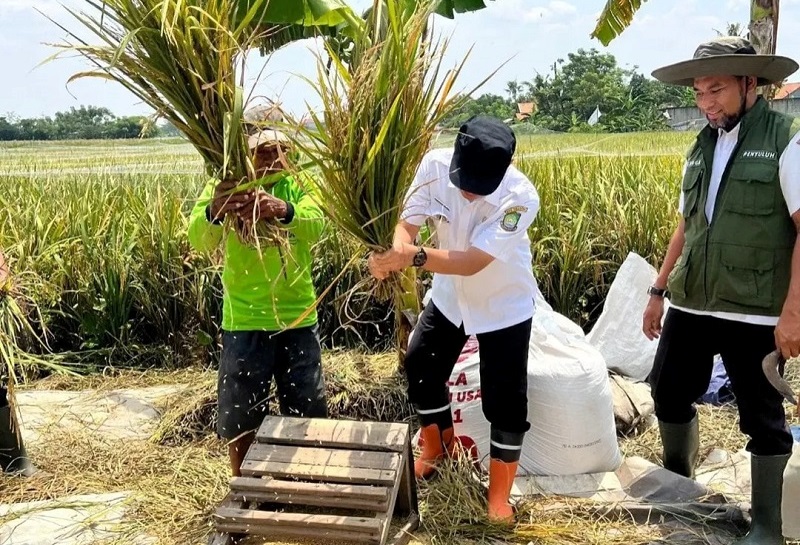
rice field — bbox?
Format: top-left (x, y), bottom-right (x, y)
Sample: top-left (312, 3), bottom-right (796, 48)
top-left (0, 138), bottom-right (201, 176)
top-left (0, 132), bottom-right (691, 371)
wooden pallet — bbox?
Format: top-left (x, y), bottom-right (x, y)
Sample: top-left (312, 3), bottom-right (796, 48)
top-left (209, 416), bottom-right (419, 545)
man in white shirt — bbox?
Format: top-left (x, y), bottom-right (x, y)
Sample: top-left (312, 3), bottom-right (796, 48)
top-left (368, 115), bottom-right (540, 521)
top-left (643, 37), bottom-right (800, 544)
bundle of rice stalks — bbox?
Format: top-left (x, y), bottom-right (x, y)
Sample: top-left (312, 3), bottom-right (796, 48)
top-left (417, 451), bottom-right (662, 545)
top-left (286, 0), bottom-right (488, 321)
top-left (150, 374), bottom-right (217, 446)
top-left (49, 0), bottom-right (308, 246)
top-left (1, 265), bottom-right (80, 425)
top-left (324, 351), bottom-right (412, 422)
top-left (149, 351), bottom-right (413, 447)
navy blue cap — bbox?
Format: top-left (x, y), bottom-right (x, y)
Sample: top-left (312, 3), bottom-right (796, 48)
top-left (449, 115), bottom-right (516, 196)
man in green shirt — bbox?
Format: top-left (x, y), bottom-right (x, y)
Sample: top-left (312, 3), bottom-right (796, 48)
top-left (643, 37), bottom-right (800, 544)
top-left (188, 129), bottom-right (328, 476)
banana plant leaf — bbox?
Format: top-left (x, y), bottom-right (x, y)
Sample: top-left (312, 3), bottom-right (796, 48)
top-left (433, 0), bottom-right (491, 18)
top-left (239, 0), bottom-right (355, 25)
top-left (248, 0), bottom-right (496, 55)
top-left (591, 0), bottom-right (648, 46)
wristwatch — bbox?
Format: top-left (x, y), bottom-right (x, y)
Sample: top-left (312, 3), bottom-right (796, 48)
top-left (412, 246), bottom-right (428, 267)
top-left (647, 285), bottom-right (669, 298)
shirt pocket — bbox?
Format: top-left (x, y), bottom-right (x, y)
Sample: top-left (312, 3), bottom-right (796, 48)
top-left (667, 246), bottom-right (692, 299)
top-left (682, 167), bottom-right (703, 218)
top-left (724, 160), bottom-right (777, 216)
top-left (427, 200), bottom-right (452, 248)
top-left (716, 245), bottom-right (774, 309)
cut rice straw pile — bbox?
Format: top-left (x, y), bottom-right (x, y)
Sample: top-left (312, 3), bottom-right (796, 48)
top-left (2, 357), bottom-right (799, 544)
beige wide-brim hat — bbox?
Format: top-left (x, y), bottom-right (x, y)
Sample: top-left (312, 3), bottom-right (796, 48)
top-left (247, 129), bottom-right (290, 150)
top-left (652, 36), bottom-right (798, 87)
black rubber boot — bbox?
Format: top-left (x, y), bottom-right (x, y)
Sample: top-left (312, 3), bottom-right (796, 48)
top-left (658, 415), bottom-right (699, 478)
top-left (0, 405), bottom-right (37, 476)
top-left (734, 454), bottom-right (790, 545)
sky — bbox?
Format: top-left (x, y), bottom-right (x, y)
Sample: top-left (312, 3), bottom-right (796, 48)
top-left (2, 0), bottom-right (800, 120)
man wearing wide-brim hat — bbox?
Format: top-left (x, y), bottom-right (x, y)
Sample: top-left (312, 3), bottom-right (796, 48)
top-left (643, 36), bottom-right (800, 544)
top-left (187, 126), bottom-right (329, 477)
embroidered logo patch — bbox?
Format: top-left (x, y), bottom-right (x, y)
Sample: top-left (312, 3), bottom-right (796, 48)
top-left (500, 206), bottom-right (527, 232)
top-left (686, 158), bottom-right (703, 168)
top-left (741, 150), bottom-right (777, 160)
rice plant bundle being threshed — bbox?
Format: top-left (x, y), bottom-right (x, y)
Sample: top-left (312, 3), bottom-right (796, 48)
top-left (288, 0), bottom-right (488, 316)
top-left (48, 0), bottom-right (328, 245)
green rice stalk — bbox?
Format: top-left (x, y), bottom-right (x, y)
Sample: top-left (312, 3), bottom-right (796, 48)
top-left (46, 0), bottom-right (288, 246)
top-left (0, 271), bottom-right (81, 435)
top-left (283, 0), bottom-right (497, 345)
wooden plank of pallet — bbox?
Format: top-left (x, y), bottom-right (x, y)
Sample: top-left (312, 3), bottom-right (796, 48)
top-left (394, 437), bottom-right (418, 516)
top-left (214, 508), bottom-right (382, 539)
top-left (230, 476), bottom-right (389, 511)
top-left (256, 416), bottom-right (408, 452)
top-left (215, 523), bottom-right (378, 543)
top-left (389, 513), bottom-right (420, 545)
top-left (245, 443), bottom-right (401, 471)
top-left (207, 493), bottom-right (244, 545)
top-left (230, 477), bottom-right (389, 503)
top-left (207, 533), bottom-right (232, 545)
top-left (378, 439), bottom-right (407, 545)
top-left (240, 460), bottom-right (397, 486)
top-left (230, 490), bottom-right (388, 511)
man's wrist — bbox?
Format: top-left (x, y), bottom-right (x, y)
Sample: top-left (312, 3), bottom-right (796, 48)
top-left (411, 246), bottom-right (428, 267)
top-left (647, 285), bottom-right (669, 298)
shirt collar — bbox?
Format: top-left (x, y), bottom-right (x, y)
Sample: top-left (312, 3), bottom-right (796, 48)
top-left (446, 176), bottom-right (506, 207)
top-left (718, 123), bottom-right (741, 140)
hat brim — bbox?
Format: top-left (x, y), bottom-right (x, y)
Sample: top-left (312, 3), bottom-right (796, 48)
top-left (247, 129), bottom-right (290, 150)
top-left (448, 151), bottom-right (504, 197)
top-left (651, 55), bottom-right (798, 87)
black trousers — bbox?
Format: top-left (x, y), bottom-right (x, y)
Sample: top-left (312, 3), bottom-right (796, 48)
top-left (216, 326), bottom-right (327, 439)
top-left (649, 308), bottom-right (793, 456)
top-left (404, 302), bottom-right (532, 436)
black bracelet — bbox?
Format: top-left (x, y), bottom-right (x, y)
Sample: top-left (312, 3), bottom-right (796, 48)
top-left (279, 201), bottom-right (295, 224)
top-left (205, 206), bottom-right (223, 225)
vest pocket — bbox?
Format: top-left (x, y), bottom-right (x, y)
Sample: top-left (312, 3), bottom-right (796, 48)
top-left (725, 161), bottom-right (776, 216)
top-left (717, 246), bottom-right (774, 308)
top-left (682, 169), bottom-right (702, 218)
top-left (667, 247), bottom-right (691, 299)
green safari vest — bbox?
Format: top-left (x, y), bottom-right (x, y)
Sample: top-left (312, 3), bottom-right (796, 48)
top-left (668, 98), bottom-right (800, 316)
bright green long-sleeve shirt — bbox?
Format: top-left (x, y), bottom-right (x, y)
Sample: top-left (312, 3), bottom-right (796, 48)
top-left (187, 174), bottom-right (325, 332)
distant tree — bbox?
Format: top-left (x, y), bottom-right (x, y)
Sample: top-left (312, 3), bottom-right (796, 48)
top-left (53, 106), bottom-right (115, 139)
top-left (158, 120), bottom-right (182, 137)
top-left (16, 117), bottom-right (55, 140)
top-left (0, 117), bottom-right (19, 140)
top-left (527, 49), bottom-right (694, 132)
top-left (0, 106), bottom-right (160, 141)
top-left (506, 80), bottom-right (521, 102)
top-left (439, 93), bottom-right (517, 128)
top-left (529, 49), bottom-right (628, 131)
top-left (714, 22), bottom-right (746, 36)
top-left (110, 116), bottom-right (158, 138)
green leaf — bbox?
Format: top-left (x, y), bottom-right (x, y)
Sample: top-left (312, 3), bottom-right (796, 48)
top-left (434, 0), bottom-right (489, 18)
top-left (590, 0), bottom-right (647, 46)
top-left (238, 0), bottom-right (354, 25)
